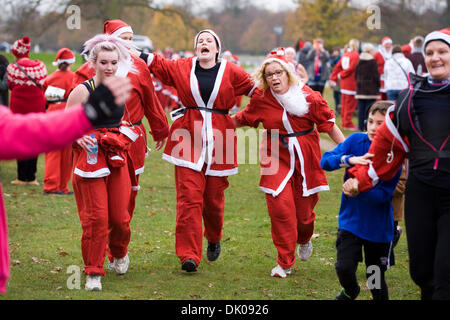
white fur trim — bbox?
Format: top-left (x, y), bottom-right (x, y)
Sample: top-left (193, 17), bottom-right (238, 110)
top-left (119, 126), bottom-right (139, 142)
top-left (264, 58), bottom-right (291, 73)
top-left (273, 84), bottom-right (309, 117)
top-left (205, 167), bottom-right (238, 177)
top-left (52, 57), bottom-right (75, 66)
top-left (162, 153), bottom-right (204, 172)
top-left (340, 89), bottom-right (356, 95)
top-left (424, 30), bottom-right (450, 53)
top-left (111, 26), bottom-right (133, 37)
top-left (147, 53), bottom-right (154, 67)
top-left (368, 163), bottom-right (379, 187)
top-left (74, 167), bottom-right (110, 178)
top-left (110, 155), bottom-right (124, 161)
top-left (384, 105), bottom-right (410, 153)
top-left (115, 57), bottom-right (131, 78)
top-left (135, 166), bottom-right (145, 175)
top-left (131, 185), bottom-right (140, 191)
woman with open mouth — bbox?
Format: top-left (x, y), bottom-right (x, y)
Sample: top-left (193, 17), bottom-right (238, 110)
top-left (232, 48), bottom-right (345, 278)
top-left (345, 28), bottom-right (450, 300)
top-left (139, 29), bottom-right (256, 273)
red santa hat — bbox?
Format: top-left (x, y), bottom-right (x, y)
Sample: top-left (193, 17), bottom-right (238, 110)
top-left (264, 47), bottom-right (291, 70)
top-left (11, 36), bottom-right (31, 59)
top-left (194, 29), bottom-right (222, 57)
top-left (381, 37), bottom-right (393, 46)
top-left (103, 19), bottom-right (133, 37)
top-left (52, 48), bottom-right (75, 66)
top-left (424, 28), bottom-right (450, 51)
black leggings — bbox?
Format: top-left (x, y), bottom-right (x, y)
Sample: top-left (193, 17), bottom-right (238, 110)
top-left (17, 157), bottom-right (38, 182)
top-left (404, 174), bottom-right (450, 300)
top-left (335, 229), bottom-right (392, 300)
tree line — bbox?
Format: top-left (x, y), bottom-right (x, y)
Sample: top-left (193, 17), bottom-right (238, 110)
top-left (0, 0), bottom-right (448, 54)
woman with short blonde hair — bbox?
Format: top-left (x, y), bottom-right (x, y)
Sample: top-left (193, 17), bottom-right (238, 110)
top-left (233, 47), bottom-right (344, 278)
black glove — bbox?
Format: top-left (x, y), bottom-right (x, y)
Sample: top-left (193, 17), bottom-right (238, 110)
top-left (83, 83), bottom-right (125, 128)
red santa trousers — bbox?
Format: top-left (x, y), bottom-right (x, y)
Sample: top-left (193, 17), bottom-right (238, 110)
top-left (174, 164), bottom-right (229, 266)
top-left (43, 104), bottom-right (73, 193)
top-left (72, 166), bottom-right (131, 276)
top-left (126, 123), bottom-right (148, 220)
top-left (265, 162), bottom-right (318, 270)
top-left (341, 94), bottom-right (357, 128)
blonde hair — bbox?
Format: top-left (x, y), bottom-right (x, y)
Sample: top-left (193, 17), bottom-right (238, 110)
top-left (254, 59), bottom-right (299, 92)
top-left (82, 34), bottom-right (137, 74)
top-left (349, 39), bottom-right (360, 52)
top-left (362, 43), bottom-right (374, 53)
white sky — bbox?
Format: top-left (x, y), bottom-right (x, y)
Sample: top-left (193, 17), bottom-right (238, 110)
top-left (152, 0), bottom-right (298, 13)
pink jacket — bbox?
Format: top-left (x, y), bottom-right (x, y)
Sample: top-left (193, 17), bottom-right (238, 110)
top-left (0, 104), bottom-right (93, 294)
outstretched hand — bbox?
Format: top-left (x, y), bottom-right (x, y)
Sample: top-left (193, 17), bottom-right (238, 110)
top-left (348, 153), bottom-right (374, 166)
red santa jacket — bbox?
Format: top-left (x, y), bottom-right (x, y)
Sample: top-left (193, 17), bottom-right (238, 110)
top-left (146, 53), bottom-right (256, 176)
top-left (348, 109), bottom-right (407, 195)
top-left (235, 84), bottom-right (335, 196)
top-left (42, 69), bottom-right (74, 111)
top-left (72, 56), bottom-right (169, 142)
top-left (329, 51), bottom-right (359, 95)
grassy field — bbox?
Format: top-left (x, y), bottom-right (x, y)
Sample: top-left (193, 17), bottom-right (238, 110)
top-left (0, 53), bottom-right (420, 300)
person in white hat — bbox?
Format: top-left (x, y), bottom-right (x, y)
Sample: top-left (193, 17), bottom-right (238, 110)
top-left (42, 48), bottom-right (76, 195)
top-left (374, 36), bottom-right (393, 100)
top-left (232, 47), bottom-right (344, 279)
top-left (343, 28), bottom-right (450, 300)
top-left (139, 29), bottom-right (256, 273)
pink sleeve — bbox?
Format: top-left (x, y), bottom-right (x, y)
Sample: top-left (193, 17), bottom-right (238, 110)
top-left (0, 105), bottom-right (93, 160)
top-left (0, 183), bottom-right (8, 294)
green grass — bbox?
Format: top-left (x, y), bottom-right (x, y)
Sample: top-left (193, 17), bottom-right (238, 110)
top-left (2, 52), bottom-right (85, 74)
top-left (0, 54), bottom-right (419, 300)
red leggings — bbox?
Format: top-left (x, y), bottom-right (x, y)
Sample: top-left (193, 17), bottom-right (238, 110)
top-left (265, 170), bottom-right (318, 269)
top-left (341, 94), bottom-right (357, 128)
top-left (174, 165), bottom-right (229, 266)
top-left (72, 166), bottom-right (131, 276)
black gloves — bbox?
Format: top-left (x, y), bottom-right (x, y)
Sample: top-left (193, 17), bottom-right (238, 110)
top-left (83, 83), bottom-right (125, 128)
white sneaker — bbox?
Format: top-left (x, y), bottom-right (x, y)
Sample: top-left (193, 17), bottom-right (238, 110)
top-left (271, 264), bottom-right (291, 278)
top-left (113, 254), bottom-right (129, 275)
top-left (297, 241), bottom-right (313, 261)
top-left (85, 275), bottom-right (102, 291)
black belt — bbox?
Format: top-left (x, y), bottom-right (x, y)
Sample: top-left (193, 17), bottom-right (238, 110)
top-left (406, 150), bottom-right (450, 160)
top-left (47, 98), bottom-right (67, 104)
top-left (171, 106), bottom-right (229, 118)
top-left (133, 120), bottom-right (142, 126)
top-left (269, 128), bottom-right (314, 148)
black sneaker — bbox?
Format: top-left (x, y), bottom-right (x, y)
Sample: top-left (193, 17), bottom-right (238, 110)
top-left (333, 287), bottom-right (360, 300)
top-left (181, 259), bottom-right (197, 272)
top-left (206, 242), bottom-right (221, 261)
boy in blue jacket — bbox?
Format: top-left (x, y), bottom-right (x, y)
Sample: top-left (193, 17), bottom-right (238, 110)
top-left (320, 101), bottom-right (401, 300)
